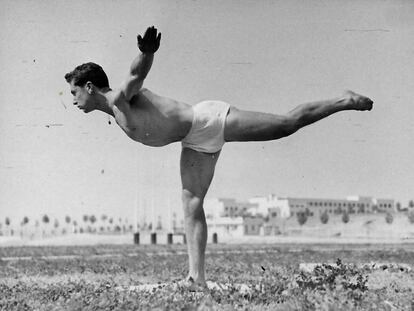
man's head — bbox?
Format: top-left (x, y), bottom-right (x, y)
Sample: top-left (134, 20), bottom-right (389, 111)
top-left (64, 62), bottom-right (109, 113)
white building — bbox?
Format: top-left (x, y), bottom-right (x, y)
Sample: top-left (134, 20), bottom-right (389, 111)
top-left (204, 198), bottom-right (258, 218)
top-left (248, 194), bottom-right (290, 218)
top-left (373, 198), bottom-right (396, 213)
top-left (206, 216), bottom-right (244, 237)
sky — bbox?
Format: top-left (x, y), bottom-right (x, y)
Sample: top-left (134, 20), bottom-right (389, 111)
top-left (1, 0), bottom-right (413, 227)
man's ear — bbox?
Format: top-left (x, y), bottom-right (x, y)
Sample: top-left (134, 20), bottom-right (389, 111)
top-left (85, 81), bottom-right (94, 94)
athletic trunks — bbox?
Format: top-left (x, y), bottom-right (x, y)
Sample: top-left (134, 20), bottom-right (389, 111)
top-left (181, 100), bottom-right (231, 153)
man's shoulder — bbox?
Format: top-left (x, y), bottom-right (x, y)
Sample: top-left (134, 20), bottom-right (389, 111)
top-left (108, 89), bottom-right (130, 108)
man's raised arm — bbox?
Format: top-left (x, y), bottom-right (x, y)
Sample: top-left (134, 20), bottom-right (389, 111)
top-left (120, 26), bottom-right (161, 101)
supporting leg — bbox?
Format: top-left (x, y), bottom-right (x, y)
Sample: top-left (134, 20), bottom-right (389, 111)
top-left (224, 90), bottom-right (373, 142)
top-left (180, 147), bottom-right (220, 286)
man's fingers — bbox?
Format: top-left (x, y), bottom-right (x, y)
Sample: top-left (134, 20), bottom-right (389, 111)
top-left (142, 26), bottom-right (158, 41)
top-left (156, 33), bottom-right (161, 44)
top-left (152, 27), bottom-right (158, 41)
top-left (143, 27), bottom-right (152, 39)
top-left (137, 35), bottom-right (143, 46)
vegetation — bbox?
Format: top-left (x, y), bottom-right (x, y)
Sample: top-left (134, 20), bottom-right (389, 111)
top-left (342, 211), bottom-right (350, 224)
top-left (296, 212), bottom-right (308, 226)
top-left (385, 212), bottom-right (394, 224)
top-left (320, 210), bottom-right (329, 224)
top-left (408, 210), bottom-right (414, 224)
top-left (0, 244), bottom-right (413, 310)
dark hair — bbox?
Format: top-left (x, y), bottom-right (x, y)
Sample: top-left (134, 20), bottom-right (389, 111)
top-left (64, 62), bottom-right (109, 88)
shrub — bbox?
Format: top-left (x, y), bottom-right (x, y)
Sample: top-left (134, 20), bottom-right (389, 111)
top-left (320, 211), bottom-right (329, 224)
top-left (297, 212), bottom-right (308, 226)
top-left (385, 212), bottom-right (394, 224)
top-left (342, 211), bottom-right (350, 224)
top-left (408, 210), bottom-right (414, 224)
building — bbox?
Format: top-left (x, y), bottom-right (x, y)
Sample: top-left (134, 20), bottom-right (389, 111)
top-left (204, 198), bottom-right (258, 218)
top-left (205, 195), bottom-right (397, 237)
top-left (243, 215), bottom-right (264, 235)
top-left (248, 194), bottom-right (290, 218)
top-left (277, 196), bottom-right (378, 218)
top-left (206, 216), bottom-right (244, 237)
top-left (373, 198), bottom-right (396, 213)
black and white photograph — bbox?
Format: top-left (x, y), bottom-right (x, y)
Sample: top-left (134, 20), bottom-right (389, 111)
top-left (1, 0), bottom-right (413, 309)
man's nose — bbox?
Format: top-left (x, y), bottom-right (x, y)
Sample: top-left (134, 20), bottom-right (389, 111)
top-left (73, 101), bottom-right (78, 106)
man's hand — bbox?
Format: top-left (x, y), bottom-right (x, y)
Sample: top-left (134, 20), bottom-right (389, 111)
top-left (137, 26), bottom-right (161, 54)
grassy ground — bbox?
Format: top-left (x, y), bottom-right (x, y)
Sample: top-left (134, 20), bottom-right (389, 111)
top-left (1, 244), bottom-right (414, 310)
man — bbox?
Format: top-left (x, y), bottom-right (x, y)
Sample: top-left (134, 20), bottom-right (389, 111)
top-left (65, 26), bottom-right (373, 289)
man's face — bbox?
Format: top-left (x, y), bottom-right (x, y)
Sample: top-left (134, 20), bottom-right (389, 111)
top-left (69, 81), bottom-right (95, 113)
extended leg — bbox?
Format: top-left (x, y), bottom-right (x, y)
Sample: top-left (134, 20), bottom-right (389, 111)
top-left (180, 147), bottom-right (220, 286)
top-left (224, 90), bottom-right (373, 142)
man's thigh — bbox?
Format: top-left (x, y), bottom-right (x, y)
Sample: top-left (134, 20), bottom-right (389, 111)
top-left (180, 148), bottom-right (221, 199)
top-left (224, 106), bottom-right (292, 142)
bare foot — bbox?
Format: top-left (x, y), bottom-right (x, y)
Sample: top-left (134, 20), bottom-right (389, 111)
top-left (174, 276), bottom-right (208, 292)
top-left (343, 90), bottom-right (374, 111)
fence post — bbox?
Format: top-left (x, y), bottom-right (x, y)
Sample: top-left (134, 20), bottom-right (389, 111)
top-left (151, 232), bottom-right (157, 244)
top-left (212, 232), bottom-right (218, 244)
top-left (133, 232), bottom-right (140, 245)
top-left (167, 233), bottom-right (173, 245)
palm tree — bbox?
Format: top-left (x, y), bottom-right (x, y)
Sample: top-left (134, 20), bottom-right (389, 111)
top-left (42, 214), bottom-right (50, 224)
top-left (156, 216), bottom-right (163, 230)
top-left (89, 215), bottom-right (97, 224)
top-left (34, 220), bottom-right (40, 237)
top-left (53, 219), bottom-right (59, 235)
top-left (108, 217), bottom-right (114, 232)
top-left (64, 216), bottom-right (71, 235)
top-left (42, 215), bottom-right (50, 237)
top-left (82, 215), bottom-right (89, 233)
top-left (5, 217), bottom-right (11, 236)
top-left (73, 220), bottom-right (78, 233)
top-left (89, 215), bottom-right (97, 233)
top-left (21, 216), bottom-right (29, 238)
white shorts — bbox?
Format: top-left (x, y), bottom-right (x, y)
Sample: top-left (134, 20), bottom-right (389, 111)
top-left (181, 100), bottom-right (231, 153)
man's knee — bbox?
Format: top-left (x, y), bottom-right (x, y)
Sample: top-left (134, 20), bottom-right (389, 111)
top-left (182, 190), bottom-right (205, 219)
top-left (278, 115), bottom-right (300, 138)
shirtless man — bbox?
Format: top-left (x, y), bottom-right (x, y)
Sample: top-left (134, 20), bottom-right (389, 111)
top-left (65, 26), bottom-right (373, 288)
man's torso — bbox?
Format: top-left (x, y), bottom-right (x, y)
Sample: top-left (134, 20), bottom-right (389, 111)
top-left (111, 88), bottom-right (193, 146)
